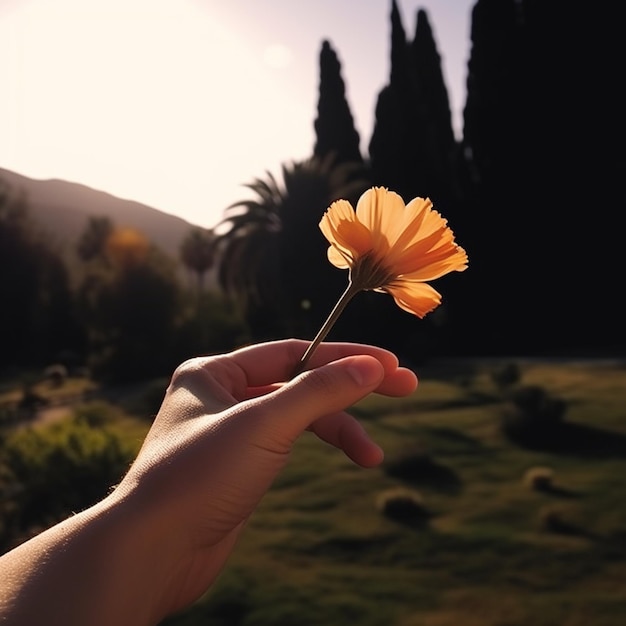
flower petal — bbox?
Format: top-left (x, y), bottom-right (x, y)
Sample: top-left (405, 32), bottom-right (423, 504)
top-left (384, 281), bottom-right (443, 318)
top-left (327, 245), bottom-right (351, 269)
top-left (355, 187), bottom-right (405, 253)
top-left (320, 199), bottom-right (372, 261)
top-left (399, 244), bottom-right (469, 281)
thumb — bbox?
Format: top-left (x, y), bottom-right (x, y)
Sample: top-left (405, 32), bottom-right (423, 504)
top-left (254, 355), bottom-right (385, 442)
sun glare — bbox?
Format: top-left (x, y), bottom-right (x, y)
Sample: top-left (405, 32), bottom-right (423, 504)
top-left (1, 0), bottom-right (311, 227)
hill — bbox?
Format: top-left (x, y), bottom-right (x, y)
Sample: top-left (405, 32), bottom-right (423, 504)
top-left (0, 167), bottom-right (199, 264)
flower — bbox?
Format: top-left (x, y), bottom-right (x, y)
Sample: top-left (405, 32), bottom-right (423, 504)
top-left (319, 186), bottom-right (468, 318)
top-left (292, 186), bottom-right (468, 376)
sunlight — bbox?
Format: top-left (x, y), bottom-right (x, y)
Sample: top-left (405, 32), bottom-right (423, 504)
top-left (1, 0), bottom-right (311, 227)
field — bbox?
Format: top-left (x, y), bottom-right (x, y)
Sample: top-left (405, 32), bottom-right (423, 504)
top-left (3, 358), bottom-right (626, 625)
top-left (158, 358), bottom-right (626, 626)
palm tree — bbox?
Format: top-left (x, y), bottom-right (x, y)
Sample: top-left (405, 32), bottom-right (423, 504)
top-left (213, 153), bottom-right (369, 339)
top-left (179, 227), bottom-right (216, 296)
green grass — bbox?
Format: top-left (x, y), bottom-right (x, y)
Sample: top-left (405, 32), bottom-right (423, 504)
top-left (160, 358), bottom-right (626, 626)
top-left (4, 358), bottom-right (626, 625)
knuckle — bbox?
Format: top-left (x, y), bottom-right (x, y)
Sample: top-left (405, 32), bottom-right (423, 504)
top-left (300, 367), bottom-right (339, 396)
top-left (169, 357), bottom-right (211, 387)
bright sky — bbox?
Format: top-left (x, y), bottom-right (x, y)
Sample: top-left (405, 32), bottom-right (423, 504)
top-left (0, 0), bottom-right (474, 228)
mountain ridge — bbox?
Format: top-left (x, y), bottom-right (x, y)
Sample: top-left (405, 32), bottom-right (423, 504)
top-left (0, 167), bottom-right (201, 263)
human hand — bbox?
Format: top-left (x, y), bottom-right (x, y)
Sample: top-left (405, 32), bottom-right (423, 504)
top-left (114, 338), bottom-right (418, 616)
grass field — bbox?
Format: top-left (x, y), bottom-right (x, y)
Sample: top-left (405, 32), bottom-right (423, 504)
top-left (158, 357), bottom-right (626, 626)
top-left (4, 358), bottom-right (626, 625)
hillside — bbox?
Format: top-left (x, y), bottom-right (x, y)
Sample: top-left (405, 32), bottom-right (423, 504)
top-left (0, 167), bottom-right (199, 263)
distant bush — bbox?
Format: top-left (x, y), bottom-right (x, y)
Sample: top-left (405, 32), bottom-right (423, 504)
top-left (0, 417), bottom-right (134, 551)
top-left (501, 384), bottom-right (567, 447)
top-left (72, 401), bottom-right (118, 427)
top-left (538, 504), bottom-right (584, 536)
top-left (376, 487), bottom-right (430, 526)
top-left (490, 362), bottom-right (522, 392)
top-left (523, 466), bottom-right (555, 491)
top-left (43, 363), bottom-right (68, 388)
top-left (384, 445), bottom-right (460, 492)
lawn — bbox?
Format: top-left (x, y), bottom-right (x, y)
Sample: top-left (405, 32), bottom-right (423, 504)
top-left (160, 357), bottom-right (626, 626)
top-left (3, 358), bottom-right (626, 625)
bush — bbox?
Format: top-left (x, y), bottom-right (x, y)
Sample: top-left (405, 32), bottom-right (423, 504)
top-left (375, 487), bottom-right (430, 526)
top-left (490, 362), bottom-right (521, 392)
top-left (0, 417), bottom-right (134, 551)
top-left (523, 466), bottom-right (555, 491)
top-left (43, 363), bottom-right (68, 388)
top-left (501, 384), bottom-right (567, 447)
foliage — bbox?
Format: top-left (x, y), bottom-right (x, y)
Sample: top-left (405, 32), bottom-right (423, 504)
top-left (0, 413), bottom-right (136, 552)
top-left (522, 465), bottom-right (555, 492)
top-left (179, 226), bottom-right (216, 294)
top-left (214, 153), bottom-right (369, 340)
top-left (490, 361), bottom-right (521, 391)
top-left (0, 178), bottom-right (82, 369)
top-left (375, 487), bottom-right (430, 526)
top-left (500, 384), bottom-right (568, 447)
top-left (314, 40), bottom-right (363, 165)
top-left (75, 226), bottom-right (184, 382)
top-left (76, 215), bottom-right (114, 262)
top-left (159, 359), bottom-right (626, 626)
top-left (173, 290), bottom-right (250, 364)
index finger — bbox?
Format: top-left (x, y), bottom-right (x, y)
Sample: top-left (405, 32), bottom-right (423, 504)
top-left (228, 339), bottom-right (401, 385)
top-left (212, 339), bottom-right (417, 400)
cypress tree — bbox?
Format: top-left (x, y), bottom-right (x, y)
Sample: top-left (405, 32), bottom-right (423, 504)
top-left (460, 0), bottom-right (626, 355)
top-left (313, 40), bottom-right (362, 165)
top-left (369, 0), bottom-right (414, 199)
top-left (369, 2), bottom-right (458, 205)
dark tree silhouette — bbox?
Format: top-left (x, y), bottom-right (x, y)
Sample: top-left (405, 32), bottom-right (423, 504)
top-left (76, 216), bottom-right (114, 263)
top-left (179, 227), bottom-right (216, 296)
top-left (0, 179), bottom-right (79, 368)
top-left (214, 154), bottom-right (369, 340)
top-left (369, 0), bottom-right (414, 200)
top-left (369, 3), bottom-right (458, 205)
top-left (459, 0), bottom-right (626, 355)
top-left (313, 40), bottom-right (363, 166)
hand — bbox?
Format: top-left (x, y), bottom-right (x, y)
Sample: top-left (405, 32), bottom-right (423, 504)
top-left (0, 339), bottom-right (417, 626)
top-left (116, 339), bottom-right (418, 615)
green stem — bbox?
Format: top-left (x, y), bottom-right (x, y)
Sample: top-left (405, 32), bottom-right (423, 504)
top-left (291, 281), bottom-right (361, 378)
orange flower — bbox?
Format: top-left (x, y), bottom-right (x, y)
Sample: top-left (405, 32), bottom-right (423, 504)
top-left (320, 186), bottom-right (468, 318)
top-left (292, 186), bottom-right (468, 376)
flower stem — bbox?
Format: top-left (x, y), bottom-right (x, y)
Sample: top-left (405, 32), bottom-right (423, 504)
top-left (291, 281), bottom-right (361, 378)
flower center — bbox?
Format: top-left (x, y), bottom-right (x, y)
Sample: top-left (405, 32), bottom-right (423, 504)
top-left (349, 252), bottom-right (395, 291)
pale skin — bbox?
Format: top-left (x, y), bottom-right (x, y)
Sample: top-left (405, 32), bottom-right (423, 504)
top-left (0, 339), bottom-right (418, 625)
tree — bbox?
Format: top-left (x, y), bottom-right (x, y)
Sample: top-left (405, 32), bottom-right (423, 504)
top-left (76, 216), bottom-right (114, 262)
top-left (104, 226), bottom-right (150, 268)
top-left (368, 2), bottom-right (458, 207)
top-left (179, 227), bottom-right (216, 296)
top-left (74, 221), bottom-right (182, 382)
top-left (214, 154), bottom-right (369, 340)
top-left (313, 40), bottom-right (363, 166)
top-left (0, 178), bottom-right (79, 369)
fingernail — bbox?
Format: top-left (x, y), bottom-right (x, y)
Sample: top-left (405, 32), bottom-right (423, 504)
top-left (347, 358), bottom-right (382, 386)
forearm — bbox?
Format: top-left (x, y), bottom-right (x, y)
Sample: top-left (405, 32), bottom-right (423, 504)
top-left (0, 493), bottom-right (180, 626)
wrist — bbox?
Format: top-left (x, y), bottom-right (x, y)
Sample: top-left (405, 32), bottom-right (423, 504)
top-left (0, 486), bottom-right (187, 626)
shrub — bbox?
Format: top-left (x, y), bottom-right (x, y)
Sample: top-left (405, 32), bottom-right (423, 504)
top-left (0, 417), bottom-right (134, 551)
top-left (43, 363), bottom-right (68, 388)
top-left (72, 401), bottom-right (118, 427)
top-left (490, 362), bottom-right (521, 392)
top-left (501, 384), bottom-right (567, 447)
top-left (375, 487), bottom-right (430, 525)
top-left (523, 466), bottom-right (555, 491)
top-left (538, 504), bottom-right (583, 536)
top-left (384, 445), bottom-right (460, 492)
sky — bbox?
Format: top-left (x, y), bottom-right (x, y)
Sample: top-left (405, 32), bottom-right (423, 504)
top-left (0, 0), bottom-right (475, 229)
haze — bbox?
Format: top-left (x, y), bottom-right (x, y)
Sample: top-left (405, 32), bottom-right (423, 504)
top-left (0, 0), bottom-right (473, 228)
